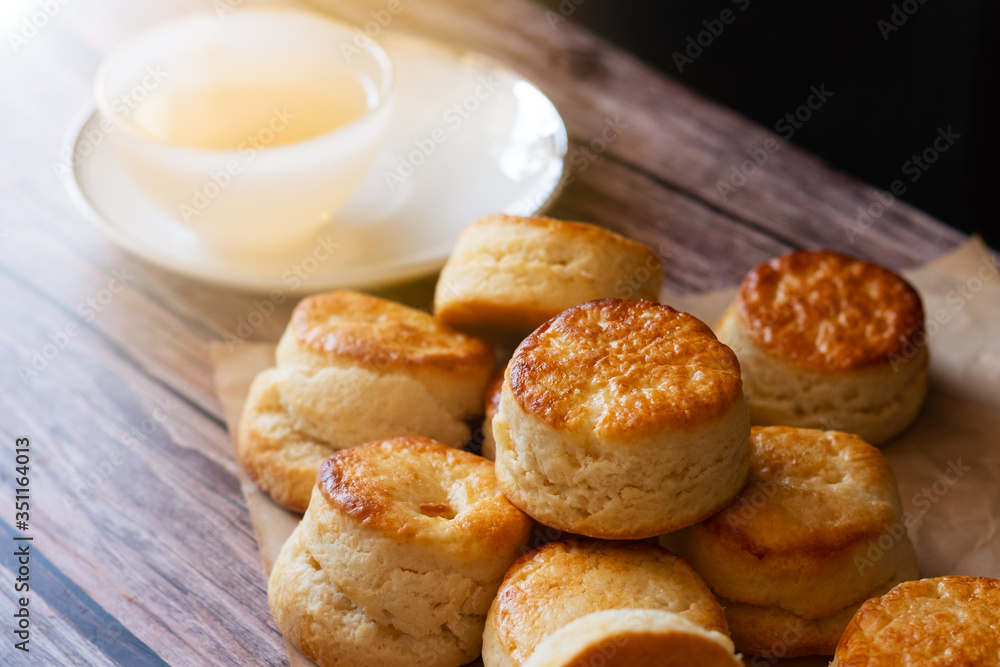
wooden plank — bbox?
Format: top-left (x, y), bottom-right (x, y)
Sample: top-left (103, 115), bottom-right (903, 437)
top-left (0, 193), bottom-right (293, 425)
top-left (0, 519), bottom-right (163, 667)
top-left (0, 273), bottom-right (286, 666)
top-left (547, 143), bottom-right (793, 293)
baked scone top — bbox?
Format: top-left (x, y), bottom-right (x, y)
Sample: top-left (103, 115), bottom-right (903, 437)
top-left (695, 426), bottom-right (900, 557)
top-left (509, 298), bottom-right (742, 437)
top-left (434, 214), bottom-right (664, 336)
top-left (318, 437), bottom-right (533, 558)
top-left (463, 214), bottom-right (662, 262)
top-left (492, 540), bottom-right (728, 664)
top-left (737, 250), bottom-right (924, 371)
top-left (834, 576), bottom-right (1000, 667)
top-left (281, 290), bottom-right (493, 374)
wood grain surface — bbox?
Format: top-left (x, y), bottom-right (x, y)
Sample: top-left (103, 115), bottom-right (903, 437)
top-left (0, 0), bottom-right (967, 664)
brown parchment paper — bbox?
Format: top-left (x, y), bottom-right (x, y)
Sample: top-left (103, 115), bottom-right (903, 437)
top-left (211, 237), bottom-right (1000, 667)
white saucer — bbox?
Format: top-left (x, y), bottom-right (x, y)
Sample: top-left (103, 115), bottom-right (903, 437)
top-left (61, 31), bottom-right (567, 293)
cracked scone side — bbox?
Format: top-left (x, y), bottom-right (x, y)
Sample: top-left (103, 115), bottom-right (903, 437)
top-left (237, 290), bottom-right (494, 512)
top-left (666, 426), bottom-right (921, 658)
top-left (494, 393), bottom-right (749, 538)
top-left (237, 364), bottom-right (474, 512)
top-left (268, 518), bottom-right (468, 667)
top-left (494, 298), bottom-right (751, 539)
top-left (269, 437), bottom-right (533, 667)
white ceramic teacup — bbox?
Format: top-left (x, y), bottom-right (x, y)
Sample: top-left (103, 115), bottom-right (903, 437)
top-left (95, 10), bottom-right (395, 259)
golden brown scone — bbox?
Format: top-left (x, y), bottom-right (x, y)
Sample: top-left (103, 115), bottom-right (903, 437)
top-left (715, 250), bottom-right (927, 445)
top-left (520, 609), bottom-right (741, 667)
top-left (236, 368), bottom-right (335, 511)
top-left (493, 298), bottom-right (750, 539)
top-left (832, 576), bottom-right (1000, 667)
top-left (665, 426), bottom-right (919, 658)
top-left (237, 290), bottom-right (494, 512)
top-left (276, 290), bottom-right (494, 417)
top-left (480, 364), bottom-right (506, 461)
top-left (719, 555), bottom-right (916, 659)
top-left (433, 215), bottom-right (663, 340)
top-left (269, 437), bottom-right (533, 667)
top-left (482, 540), bottom-right (730, 667)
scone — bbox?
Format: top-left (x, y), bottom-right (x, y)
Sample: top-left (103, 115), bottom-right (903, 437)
top-left (718, 569), bottom-right (912, 659)
top-left (521, 609), bottom-right (742, 667)
top-left (433, 215), bottom-right (663, 339)
top-left (482, 540), bottom-right (730, 667)
top-left (268, 437), bottom-right (534, 667)
top-left (664, 426), bottom-right (920, 658)
top-left (237, 290), bottom-right (494, 512)
top-left (715, 249), bottom-right (927, 445)
top-left (480, 364), bottom-right (505, 461)
top-left (833, 576), bottom-right (1000, 666)
top-left (493, 298), bottom-right (750, 539)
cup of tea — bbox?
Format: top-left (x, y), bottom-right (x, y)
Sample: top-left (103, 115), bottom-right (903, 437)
top-left (95, 10), bottom-right (395, 259)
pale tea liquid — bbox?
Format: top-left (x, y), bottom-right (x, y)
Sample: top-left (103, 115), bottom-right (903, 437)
top-left (131, 67), bottom-right (372, 150)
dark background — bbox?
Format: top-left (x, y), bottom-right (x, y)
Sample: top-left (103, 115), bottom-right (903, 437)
top-left (536, 0), bottom-right (999, 249)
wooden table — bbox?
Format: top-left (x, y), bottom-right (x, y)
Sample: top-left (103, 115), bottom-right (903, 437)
top-left (0, 0), bottom-right (967, 664)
